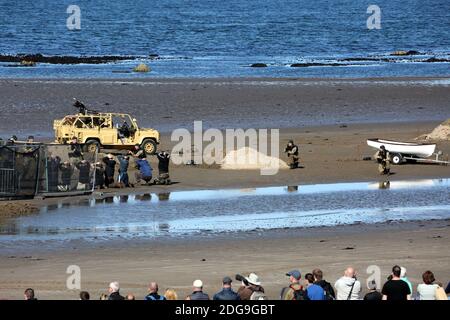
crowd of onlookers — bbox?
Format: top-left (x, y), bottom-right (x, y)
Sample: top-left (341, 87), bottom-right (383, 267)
top-left (21, 266), bottom-right (449, 301)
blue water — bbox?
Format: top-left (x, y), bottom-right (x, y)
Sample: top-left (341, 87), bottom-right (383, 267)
top-left (0, 0), bottom-right (449, 78)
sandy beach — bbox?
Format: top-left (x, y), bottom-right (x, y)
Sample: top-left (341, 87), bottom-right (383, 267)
top-left (0, 77), bottom-right (449, 300)
top-left (0, 220), bottom-right (448, 300)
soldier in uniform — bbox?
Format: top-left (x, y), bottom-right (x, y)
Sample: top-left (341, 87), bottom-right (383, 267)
top-left (73, 99), bottom-right (87, 115)
top-left (375, 145), bottom-right (390, 175)
top-left (128, 144), bottom-right (146, 159)
top-left (284, 140), bottom-right (299, 169)
top-left (68, 136), bottom-right (83, 161)
top-left (7, 135), bottom-right (17, 146)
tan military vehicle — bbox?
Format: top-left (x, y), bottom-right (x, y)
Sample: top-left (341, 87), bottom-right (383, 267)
top-left (53, 101), bottom-right (160, 154)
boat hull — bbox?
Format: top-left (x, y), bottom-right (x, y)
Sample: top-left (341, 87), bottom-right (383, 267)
top-left (367, 139), bottom-right (436, 158)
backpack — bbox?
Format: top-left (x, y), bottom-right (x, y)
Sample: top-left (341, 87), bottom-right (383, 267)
top-left (322, 282), bottom-right (335, 300)
top-left (435, 286), bottom-right (448, 300)
top-left (250, 291), bottom-right (268, 300)
top-left (291, 285), bottom-right (309, 301)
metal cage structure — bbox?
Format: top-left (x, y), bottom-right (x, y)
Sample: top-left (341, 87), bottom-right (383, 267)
top-left (0, 143), bottom-right (97, 199)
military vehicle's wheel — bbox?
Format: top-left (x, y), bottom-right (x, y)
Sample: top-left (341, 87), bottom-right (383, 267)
top-left (84, 139), bottom-right (100, 153)
top-left (141, 139), bottom-right (157, 155)
top-left (391, 153), bottom-right (403, 165)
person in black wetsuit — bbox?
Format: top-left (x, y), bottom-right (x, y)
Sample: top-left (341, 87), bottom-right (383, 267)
top-left (155, 151), bottom-right (170, 184)
top-left (102, 154), bottom-right (116, 188)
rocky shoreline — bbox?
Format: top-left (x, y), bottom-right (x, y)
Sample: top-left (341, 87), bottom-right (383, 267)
top-left (0, 54), bottom-right (141, 65)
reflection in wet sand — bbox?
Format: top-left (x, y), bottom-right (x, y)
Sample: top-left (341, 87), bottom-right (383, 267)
top-left (157, 193), bottom-right (170, 201)
top-left (1, 180), bottom-right (449, 243)
top-left (135, 193), bottom-right (152, 201)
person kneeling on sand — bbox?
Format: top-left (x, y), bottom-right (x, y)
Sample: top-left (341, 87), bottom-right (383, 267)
top-left (135, 158), bottom-right (153, 185)
top-left (237, 273), bottom-right (267, 300)
top-left (284, 139), bottom-right (299, 169)
top-left (145, 282), bottom-right (166, 301)
top-left (187, 280), bottom-right (210, 300)
top-left (334, 267), bottom-right (361, 300)
top-left (155, 151), bottom-right (171, 184)
top-left (280, 269), bottom-right (308, 300)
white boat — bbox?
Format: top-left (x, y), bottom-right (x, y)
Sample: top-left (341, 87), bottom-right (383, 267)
top-left (367, 138), bottom-right (436, 158)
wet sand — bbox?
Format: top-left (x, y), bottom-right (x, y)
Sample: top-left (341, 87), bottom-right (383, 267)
top-left (0, 77), bottom-right (449, 137)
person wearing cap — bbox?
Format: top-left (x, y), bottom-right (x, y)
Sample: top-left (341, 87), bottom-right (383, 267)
top-left (237, 273), bottom-right (266, 300)
top-left (102, 154), bottom-right (116, 188)
top-left (187, 280), bottom-right (209, 300)
top-left (363, 280), bottom-right (382, 300)
top-left (284, 139), bottom-right (299, 169)
top-left (280, 270), bottom-right (308, 300)
top-left (213, 276), bottom-right (240, 300)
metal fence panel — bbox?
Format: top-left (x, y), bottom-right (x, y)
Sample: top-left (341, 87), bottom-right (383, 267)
top-left (0, 144), bottom-right (41, 198)
top-left (0, 143), bottom-right (97, 199)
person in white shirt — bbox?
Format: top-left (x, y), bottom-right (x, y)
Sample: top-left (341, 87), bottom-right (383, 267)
top-left (334, 267), bottom-right (361, 300)
top-left (417, 270), bottom-right (439, 300)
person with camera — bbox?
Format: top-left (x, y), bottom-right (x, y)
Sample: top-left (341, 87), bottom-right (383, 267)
top-left (236, 273), bottom-right (267, 300)
top-left (334, 267), bottom-right (361, 300)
